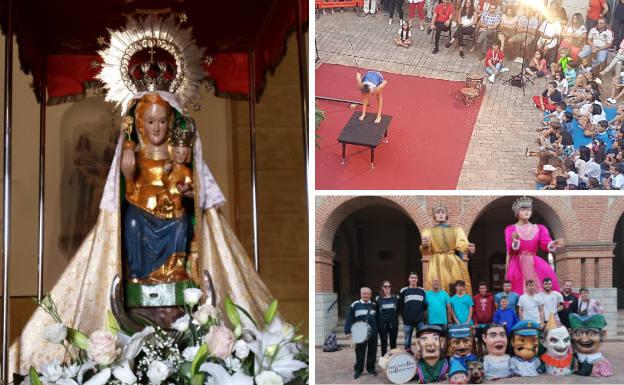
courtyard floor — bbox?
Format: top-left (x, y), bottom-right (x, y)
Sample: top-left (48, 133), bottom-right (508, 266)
top-left (315, 9), bottom-right (599, 189)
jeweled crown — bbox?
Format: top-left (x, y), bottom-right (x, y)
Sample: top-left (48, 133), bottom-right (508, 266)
top-left (512, 196), bottom-right (533, 214)
top-left (131, 59), bottom-right (175, 92)
top-left (171, 115), bottom-right (197, 147)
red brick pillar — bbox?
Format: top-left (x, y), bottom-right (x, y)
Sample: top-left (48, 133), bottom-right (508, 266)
top-left (316, 248), bottom-right (335, 292)
top-left (555, 242), bottom-right (614, 288)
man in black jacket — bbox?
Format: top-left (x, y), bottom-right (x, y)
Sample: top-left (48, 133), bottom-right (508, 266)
top-left (345, 287), bottom-right (378, 379)
top-left (399, 272), bottom-right (426, 354)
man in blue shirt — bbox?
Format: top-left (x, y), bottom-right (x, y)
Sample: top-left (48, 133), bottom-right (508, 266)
top-left (495, 280), bottom-right (520, 311)
top-left (425, 277), bottom-right (451, 334)
top-left (450, 280), bottom-right (473, 325)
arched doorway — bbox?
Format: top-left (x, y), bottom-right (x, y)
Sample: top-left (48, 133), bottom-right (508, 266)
top-left (613, 214), bottom-right (624, 309)
top-left (332, 205), bottom-right (421, 318)
top-left (468, 197), bottom-right (558, 292)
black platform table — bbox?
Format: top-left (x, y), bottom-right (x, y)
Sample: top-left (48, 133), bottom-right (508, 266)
top-left (337, 112), bottom-right (392, 169)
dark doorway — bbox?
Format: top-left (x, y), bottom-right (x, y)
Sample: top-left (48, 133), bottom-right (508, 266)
top-left (332, 205), bottom-right (421, 318)
top-left (613, 214), bottom-right (624, 309)
top-left (468, 197), bottom-right (554, 292)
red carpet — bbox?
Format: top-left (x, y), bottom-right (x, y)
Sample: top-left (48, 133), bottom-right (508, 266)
top-left (315, 64), bottom-right (483, 190)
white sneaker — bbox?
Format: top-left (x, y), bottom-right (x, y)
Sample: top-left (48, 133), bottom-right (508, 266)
top-left (607, 97), bottom-right (616, 104)
top-left (500, 67), bottom-right (510, 73)
top-left (389, 18), bottom-right (393, 25)
top-left (400, 19), bottom-right (404, 25)
top-left (488, 74), bottom-right (496, 83)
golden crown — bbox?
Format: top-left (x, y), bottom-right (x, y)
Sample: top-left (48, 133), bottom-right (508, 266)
top-left (170, 115), bottom-right (197, 147)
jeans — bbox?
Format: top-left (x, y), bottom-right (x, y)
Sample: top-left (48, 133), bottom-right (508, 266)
top-left (434, 21), bottom-right (451, 48)
top-left (603, 50), bottom-right (624, 75)
top-left (485, 62), bottom-right (502, 75)
top-left (425, 0), bottom-right (436, 19)
top-left (476, 29), bottom-right (497, 54)
top-left (364, 0), bottom-right (377, 13)
top-left (388, 0), bottom-right (405, 19)
top-left (579, 45), bottom-right (610, 67)
top-left (403, 322), bottom-right (424, 350)
top-left (453, 25), bottom-right (475, 47)
top-left (379, 321), bottom-right (398, 356)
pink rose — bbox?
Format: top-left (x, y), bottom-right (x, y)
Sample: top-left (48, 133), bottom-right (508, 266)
top-left (203, 325), bottom-right (235, 360)
top-left (86, 330), bottom-right (119, 365)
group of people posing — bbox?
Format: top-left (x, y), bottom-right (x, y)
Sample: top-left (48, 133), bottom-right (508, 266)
top-left (342, 197), bottom-right (612, 382)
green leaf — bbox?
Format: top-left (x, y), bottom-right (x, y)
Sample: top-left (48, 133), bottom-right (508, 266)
top-left (179, 361), bottom-right (192, 379)
top-left (106, 311), bottom-right (122, 335)
top-left (233, 304), bottom-right (257, 328)
top-left (264, 299), bottom-right (278, 325)
top-left (191, 373), bottom-right (205, 385)
top-left (223, 297), bottom-right (240, 327)
top-left (29, 367), bottom-right (43, 385)
top-left (67, 328), bottom-right (89, 350)
top-left (191, 344), bottom-right (209, 376)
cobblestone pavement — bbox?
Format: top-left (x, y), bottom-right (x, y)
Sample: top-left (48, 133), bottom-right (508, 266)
top-left (315, 342), bottom-right (624, 383)
top-left (315, 9), bottom-right (561, 189)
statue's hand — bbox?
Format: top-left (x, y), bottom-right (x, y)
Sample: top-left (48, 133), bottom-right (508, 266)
top-left (121, 148), bottom-right (136, 181)
top-left (511, 231), bottom-right (519, 241)
top-left (422, 236), bottom-right (430, 248)
top-left (554, 238), bottom-right (565, 249)
top-left (164, 161), bottom-right (173, 174)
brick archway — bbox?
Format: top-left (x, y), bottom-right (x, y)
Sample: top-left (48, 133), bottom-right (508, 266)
top-left (599, 198), bottom-right (624, 241)
top-left (457, 196), bottom-right (574, 240)
top-left (316, 196), bottom-right (432, 251)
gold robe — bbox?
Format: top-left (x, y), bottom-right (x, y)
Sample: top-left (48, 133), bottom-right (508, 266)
top-left (9, 151), bottom-right (274, 376)
top-left (421, 225), bottom-right (472, 295)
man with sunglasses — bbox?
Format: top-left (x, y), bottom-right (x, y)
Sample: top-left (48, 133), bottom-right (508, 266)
top-left (399, 272), bottom-right (426, 355)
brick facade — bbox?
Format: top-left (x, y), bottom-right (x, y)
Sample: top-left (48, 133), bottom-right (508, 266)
top-left (315, 195), bottom-right (624, 343)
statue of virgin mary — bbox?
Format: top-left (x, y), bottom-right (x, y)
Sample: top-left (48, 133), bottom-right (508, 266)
top-left (10, 16), bottom-right (275, 376)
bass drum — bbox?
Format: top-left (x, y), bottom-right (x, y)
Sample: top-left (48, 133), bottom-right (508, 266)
top-left (350, 321), bottom-right (372, 344)
top-left (379, 349), bottom-right (417, 384)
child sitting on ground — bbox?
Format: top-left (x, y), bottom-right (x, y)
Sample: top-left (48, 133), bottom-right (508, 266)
top-left (525, 50), bottom-right (548, 77)
top-left (484, 40), bottom-right (509, 83)
top-left (543, 101), bottom-right (567, 126)
top-left (394, 22), bottom-right (413, 47)
top-left (533, 81), bottom-right (563, 111)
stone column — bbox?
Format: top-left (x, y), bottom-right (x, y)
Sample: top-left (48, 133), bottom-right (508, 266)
top-left (421, 254), bottom-right (430, 291)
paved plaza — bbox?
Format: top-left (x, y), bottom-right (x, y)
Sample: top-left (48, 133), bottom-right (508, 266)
top-left (315, 342), bottom-right (624, 384)
top-left (316, 10), bottom-right (566, 189)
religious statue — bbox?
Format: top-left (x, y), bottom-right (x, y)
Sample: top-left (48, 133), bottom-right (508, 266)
top-left (415, 325), bottom-right (448, 383)
top-left (509, 320), bottom-right (542, 377)
top-left (447, 360), bottom-right (469, 385)
top-left (540, 314), bottom-right (574, 375)
top-left (505, 197), bottom-right (564, 295)
top-left (447, 325), bottom-right (477, 371)
top-left (10, 16), bottom-right (276, 375)
top-left (421, 205), bottom-right (475, 294)
top-left (570, 313), bottom-right (614, 377)
top-left (482, 324), bottom-right (511, 379)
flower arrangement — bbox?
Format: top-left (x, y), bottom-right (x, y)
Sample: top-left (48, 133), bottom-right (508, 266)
top-left (19, 292), bottom-right (308, 385)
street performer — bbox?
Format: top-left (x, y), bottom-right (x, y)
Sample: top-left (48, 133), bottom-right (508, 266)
top-left (345, 287), bottom-right (378, 379)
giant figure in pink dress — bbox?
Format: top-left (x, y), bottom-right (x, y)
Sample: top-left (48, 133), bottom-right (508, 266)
top-left (505, 197), bottom-right (564, 295)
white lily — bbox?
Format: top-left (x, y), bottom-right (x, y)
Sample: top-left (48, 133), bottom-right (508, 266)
top-left (62, 363), bottom-right (80, 379)
top-left (199, 363), bottom-right (253, 385)
top-left (246, 319), bottom-right (307, 381)
top-left (83, 368), bottom-right (111, 385)
top-left (117, 326), bottom-right (155, 367)
top-left (182, 345), bottom-right (200, 362)
top-left (40, 360), bottom-right (64, 383)
top-left (56, 379), bottom-right (79, 385)
top-left (171, 315), bottom-right (190, 332)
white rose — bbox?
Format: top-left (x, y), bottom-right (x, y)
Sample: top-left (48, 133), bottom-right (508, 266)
top-left (182, 345), bottom-right (200, 362)
top-left (113, 362), bottom-right (137, 384)
top-left (86, 330), bottom-right (119, 366)
top-left (234, 340), bottom-right (250, 360)
top-left (183, 288), bottom-right (203, 306)
top-left (255, 371), bottom-right (284, 385)
top-left (146, 360), bottom-right (169, 385)
top-left (193, 303), bottom-right (217, 325)
top-left (171, 315), bottom-right (190, 332)
top-left (43, 323), bottom-right (67, 344)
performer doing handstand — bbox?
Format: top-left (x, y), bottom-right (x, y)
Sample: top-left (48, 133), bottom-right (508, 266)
top-left (356, 71), bottom-right (388, 124)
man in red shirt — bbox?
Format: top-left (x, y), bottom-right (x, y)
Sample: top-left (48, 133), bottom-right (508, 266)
top-left (472, 282), bottom-right (495, 356)
top-left (429, 0), bottom-right (454, 54)
top-left (484, 39), bottom-right (509, 83)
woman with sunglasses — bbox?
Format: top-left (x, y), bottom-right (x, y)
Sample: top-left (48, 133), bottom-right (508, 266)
top-left (376, 280), bottom-right (399, 356)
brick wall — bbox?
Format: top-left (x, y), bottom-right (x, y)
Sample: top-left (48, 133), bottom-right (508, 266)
top-left (315, 195), bottom-right (624, 342)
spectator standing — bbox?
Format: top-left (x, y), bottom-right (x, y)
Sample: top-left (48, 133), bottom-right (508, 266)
top-left (537, 277), bottom-right (564, 324)
top-left (558, 280), bottom-right (579, 329)
top-left (472, 282), bottom-right (496, 356)
top-left (425, 277), bottom-right (452, 334)
top-left (493, 296), bottom-right (520, 335)
top-left (450, 280), bottom-right (474, 325)
top-left (495, 280), bottom-right (520, 310)
top-left (586, 0), bottom-right (609, 30)
top-left (518, 279), bottom-right (545, 325)
top-left (408, 0), bottom-right (425, 30)
top-left (399, 273), bottom-right (427, 354)
top-left (387, 0), bottom-right (406, 25)
top-left (577, 287), bottom-right (605, 316)
top-left (376, 280), bottom-right (399, 356)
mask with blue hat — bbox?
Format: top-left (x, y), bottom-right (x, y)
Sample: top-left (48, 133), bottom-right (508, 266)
top-left (448, 359), bottom-right (469, 384)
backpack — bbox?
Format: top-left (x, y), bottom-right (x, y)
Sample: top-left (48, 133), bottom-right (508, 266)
top-left (322, 332), bottom-right (340, 352)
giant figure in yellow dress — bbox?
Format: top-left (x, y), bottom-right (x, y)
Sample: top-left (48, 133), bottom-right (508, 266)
top-left (10, 16), bottom-right (276, 376)
top-left (420, 205), bottom-right (475, 294)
